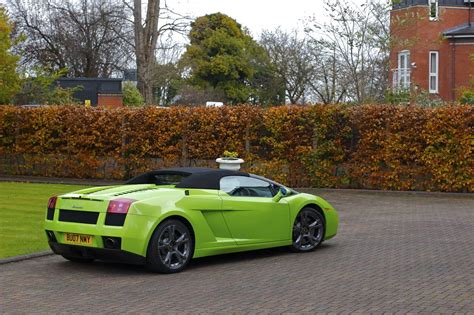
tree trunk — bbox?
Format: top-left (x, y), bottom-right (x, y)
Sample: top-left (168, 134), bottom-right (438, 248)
top-left (136, 58), bottom-right (154, 104)
top-left (133, 0), bottom-right (160, 105)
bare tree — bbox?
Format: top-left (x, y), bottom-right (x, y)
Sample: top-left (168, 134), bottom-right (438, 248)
top-left (153, 35), bottom-right (183, 106)
top-left (176, 85), bottom-right (226, 106)
top-left (260, 28), bottom-right (315, 104)
top-left (306, 0), bottom-right (391, 103)
top-left (127, 0), bottom-right (188, 104)
top-left (308, 42), bottom-right (348, 104)
top-left (9, 0), bottom-right (132, 77)
top-left (10, 0), bottom-right (189, 103)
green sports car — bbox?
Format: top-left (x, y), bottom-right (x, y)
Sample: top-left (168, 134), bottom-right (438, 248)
top-left (45, 168), bottom-right (339, 273)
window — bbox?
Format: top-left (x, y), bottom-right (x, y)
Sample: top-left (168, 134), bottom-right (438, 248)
top-left (397, 51), bottom-right (411, 89)
top-left (429, 0), bottom-right (439, 21)
top-left (220, 176), bottom-right (275, 197)
top-left (151, 174), bottom-right (188, 185)
top-left (429, 51), bottom-right (439, 94)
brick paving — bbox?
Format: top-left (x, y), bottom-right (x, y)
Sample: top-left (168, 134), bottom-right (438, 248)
top-left (1, 190), bottom-right (473, 313)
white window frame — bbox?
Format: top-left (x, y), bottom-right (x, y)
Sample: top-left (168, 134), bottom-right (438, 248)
top-left (429, 0), bottom-right (439, 21)
top-left (429, 51), bottom-right (439, 94)
top-left (397, 50), bottom-right (411, 90)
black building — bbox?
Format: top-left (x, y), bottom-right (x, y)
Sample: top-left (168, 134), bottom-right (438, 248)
top-left (56, 78), bottom-right (123, 107)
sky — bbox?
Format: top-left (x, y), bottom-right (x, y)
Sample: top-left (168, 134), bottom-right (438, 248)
top-left (172, 0), bottom-right (365, 38)
top-left (0, 0), bottom-right (366, 38)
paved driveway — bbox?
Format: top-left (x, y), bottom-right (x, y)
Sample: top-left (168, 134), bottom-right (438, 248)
top-left (1, 190), bottom-right (473, 314)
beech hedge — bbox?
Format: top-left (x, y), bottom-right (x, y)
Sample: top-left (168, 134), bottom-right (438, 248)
top-left (0, 105), bottom-right (472, 192)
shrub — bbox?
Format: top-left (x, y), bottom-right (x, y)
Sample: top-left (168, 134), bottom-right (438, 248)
top-left (0, 104), bottom-right (472, 192)
top-left (122, 82), bottom-right (144, 107)
top-left (386, 88), bottom-right (445, 107)
top-left (459, 89), bottom-right (474, 105)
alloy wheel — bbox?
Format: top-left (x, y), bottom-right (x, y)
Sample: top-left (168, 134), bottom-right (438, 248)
top-left (157, 223), bottom-right (191, 270)
top-left (292, 209), bottom-right (324, 251)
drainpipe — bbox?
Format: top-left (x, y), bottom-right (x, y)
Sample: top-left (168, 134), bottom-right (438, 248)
top-left (469, 0), bottom-right (473, 27)
top-left (451, 43), bottom-right (456, 102)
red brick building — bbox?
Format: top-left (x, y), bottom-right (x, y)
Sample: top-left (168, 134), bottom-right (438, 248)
top-left (391, 0), bottom-right (474, 101)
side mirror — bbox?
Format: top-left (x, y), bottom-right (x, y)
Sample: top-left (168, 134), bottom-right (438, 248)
top-left (272, 187), bottom-right (289, 202)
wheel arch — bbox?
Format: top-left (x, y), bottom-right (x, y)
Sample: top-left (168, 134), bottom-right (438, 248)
top-left (144, 212), bottom-right (196, 258)
top-left (300, 203), bottom-right (326, 226)
top-left (162, 215), bottom-right (196, 245)
top-left (144, 214), bottom-right (196, 273)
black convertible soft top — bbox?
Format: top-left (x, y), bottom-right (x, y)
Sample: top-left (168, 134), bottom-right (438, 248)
top-left (126, 167), bottom-right (249, 190)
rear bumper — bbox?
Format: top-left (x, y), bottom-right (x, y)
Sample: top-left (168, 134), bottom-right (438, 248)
top-left (44, 213), bottom-right (157, 257)
top-left (49, 241), bottom-right (146, 265)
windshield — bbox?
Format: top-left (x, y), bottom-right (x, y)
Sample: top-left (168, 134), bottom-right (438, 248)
top-left (249, 174), bottom-right (298, 195)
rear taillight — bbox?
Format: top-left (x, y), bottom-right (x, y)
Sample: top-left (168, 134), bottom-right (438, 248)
top-left (107, 198), bottom-right (135, 214)
top-left (46, 196), bottom-right (57, 220)
top-left (48, 196), bottom-right (57, 210)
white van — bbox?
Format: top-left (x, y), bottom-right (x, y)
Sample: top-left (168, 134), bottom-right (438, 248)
top-left (206, 101), bottom-right (224, 107)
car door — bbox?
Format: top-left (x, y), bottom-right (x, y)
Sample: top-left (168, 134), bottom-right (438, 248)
top-left (219, 176), bottom-right (290, 245)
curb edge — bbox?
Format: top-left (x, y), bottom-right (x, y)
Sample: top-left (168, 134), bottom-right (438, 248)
top-left (0, 251), bottom-right (54, 265)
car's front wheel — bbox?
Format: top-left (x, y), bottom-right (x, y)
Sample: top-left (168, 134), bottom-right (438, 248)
top-left (290, 207), bottom-right (325, 252)
top-left (146, 219), bottom-right (194, 273)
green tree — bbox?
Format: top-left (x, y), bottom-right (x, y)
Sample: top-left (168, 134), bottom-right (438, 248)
top-left (181, 13), bottom-right (278, 104)
top-left (0, 6), bottom-right (20, 104)
top-left (123, 82), bottom-right (144, 107)
top-left (15, 68), bottom-right (79, 105)
top-left (153, 62), bottom-right (180, 106)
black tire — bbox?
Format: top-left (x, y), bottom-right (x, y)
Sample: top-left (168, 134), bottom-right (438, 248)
top-left (146, 219), bottom-right (194, 274)
top-left (61, 254), bottom-right (94, 263)
top-left (290, 207), bottom-right (325, 252)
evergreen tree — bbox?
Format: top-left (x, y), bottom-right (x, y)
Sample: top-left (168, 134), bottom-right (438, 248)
top-left (0, 6), bottom-right (20, 104)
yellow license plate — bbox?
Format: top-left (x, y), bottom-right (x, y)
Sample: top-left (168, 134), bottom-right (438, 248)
top-left (64, 233), bottom-right (93, 246)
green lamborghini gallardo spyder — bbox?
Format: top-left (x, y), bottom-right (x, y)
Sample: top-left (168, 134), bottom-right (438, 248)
top-left (45, 168), bottom-right (339, 273)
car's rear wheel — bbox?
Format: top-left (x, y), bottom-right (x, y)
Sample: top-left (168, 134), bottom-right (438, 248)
top-left (290, 207), bottom-right (325, 252)
top-left (61, 254), bottom-right (94, 263)
top-left (146, 219), bottom-right (194, 273)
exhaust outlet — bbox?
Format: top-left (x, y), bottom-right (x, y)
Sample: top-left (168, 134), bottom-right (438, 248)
top-left (105, 238), bottom-right (115, 247)
top-left (102, 236), bottom-right (121, 249)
